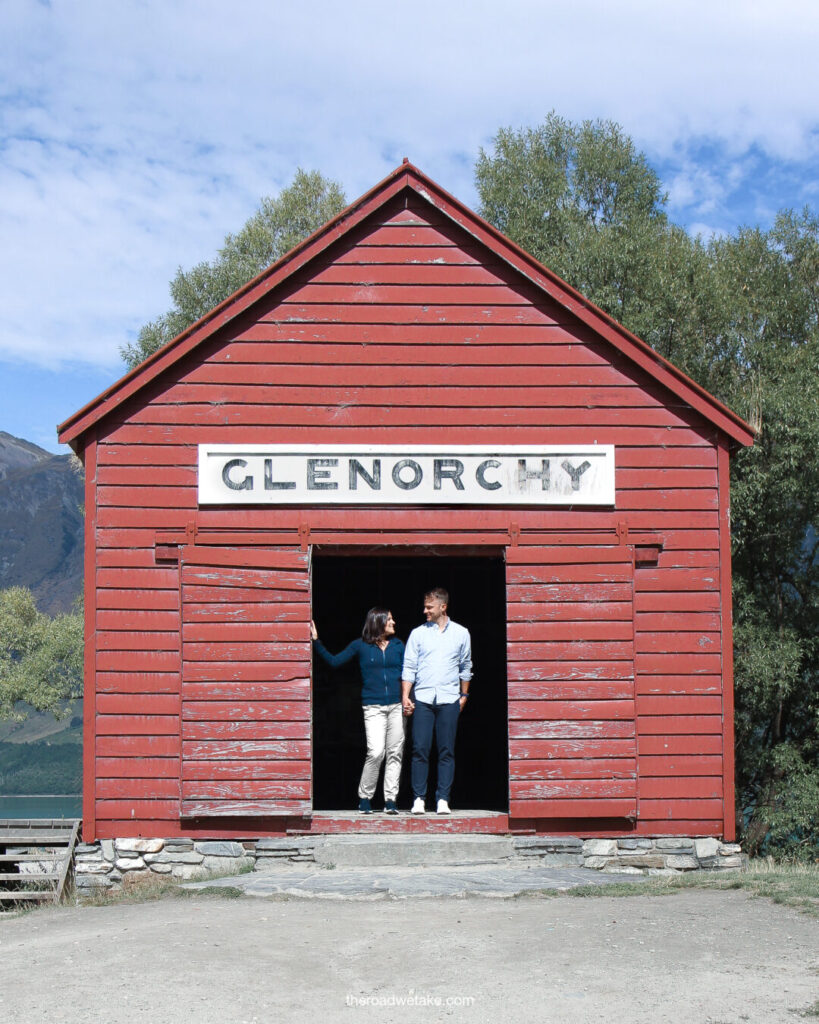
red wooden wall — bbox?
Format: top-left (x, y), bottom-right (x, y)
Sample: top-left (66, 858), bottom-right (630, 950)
top-left (507, 546), bottom-right (637, 821)
top-left (179, 545), bottom-right (311, 817)
top-left (80, 189), bottom-right (731, 840)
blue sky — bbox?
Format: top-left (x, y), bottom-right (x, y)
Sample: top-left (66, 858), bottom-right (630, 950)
top-left (2, 0), bottom-right (818, 453)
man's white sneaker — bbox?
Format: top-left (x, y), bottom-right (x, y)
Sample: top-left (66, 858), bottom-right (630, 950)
top-left (411, 797), bottom-right (426, 815)
top-left (437, 799), bottom-right (451, 815)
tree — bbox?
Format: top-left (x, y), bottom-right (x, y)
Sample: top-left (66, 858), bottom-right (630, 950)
top-left (476, 114), bottom-right (675, 340)
top-left (717, 214), bottom-right (819, 857)
top-left (477, 118), bottom-right (819, 857)
top-left (0, 587), bottom-right (84, 719)
top-left (122, 169), bottom-right (347, 368)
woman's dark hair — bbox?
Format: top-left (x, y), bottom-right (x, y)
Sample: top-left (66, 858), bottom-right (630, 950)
top-left (362, 607), bottom-right (391, 644)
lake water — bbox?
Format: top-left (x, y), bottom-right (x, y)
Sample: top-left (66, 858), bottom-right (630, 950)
top-left (0, 795), bottom-right (82, 820)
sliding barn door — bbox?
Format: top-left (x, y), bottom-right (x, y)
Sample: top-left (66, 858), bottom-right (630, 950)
top-left (179, 545), bottom-right (311, 817)
top-left (507, 546), bottom-right (638, 821)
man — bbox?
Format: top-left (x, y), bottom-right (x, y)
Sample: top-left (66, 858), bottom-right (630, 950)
top-left (401, 587), bottom-right (472, 815)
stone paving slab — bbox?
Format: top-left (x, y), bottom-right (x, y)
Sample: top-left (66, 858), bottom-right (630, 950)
top-left (313, 833), bottom-right (515, 867)
top-left (182, 862), bottom-right (651, 900)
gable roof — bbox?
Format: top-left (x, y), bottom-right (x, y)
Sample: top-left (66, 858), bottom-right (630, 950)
top-left (58, 161), bottom-right (755, 451)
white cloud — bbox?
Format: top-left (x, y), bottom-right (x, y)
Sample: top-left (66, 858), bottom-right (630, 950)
top-left (1, 0), bottom-right (819, 370)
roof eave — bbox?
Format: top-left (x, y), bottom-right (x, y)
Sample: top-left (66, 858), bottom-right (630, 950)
top-left (58, 161), bottom-right (755, 451)
top-left (399, 174), bottom-right (755, 449)
top-left (58, 165), bottom-right (413, 447)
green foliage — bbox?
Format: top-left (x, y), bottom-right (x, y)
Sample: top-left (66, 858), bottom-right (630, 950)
top-left (719, 216), bottom-right (819, 857)
top-left (477, 117), bottom-right (819, 859)
top-left (0, 587), bottom-right (84, 719)
top-left (476, 113), bottom-right (674, 338)
top-left (122, 169), bottom-right (347, 368)
top-left (755, 747), bottom-right (819, 860)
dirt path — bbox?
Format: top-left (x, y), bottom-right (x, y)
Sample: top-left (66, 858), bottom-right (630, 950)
top-left (0, 890), bottom-right (816, 1023)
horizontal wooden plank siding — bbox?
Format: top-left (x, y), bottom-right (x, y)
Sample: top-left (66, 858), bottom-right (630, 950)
top-left (507, 547), bottom-right (637, 821)
top-left (633, 489), bottom-right (725, 830)
top-left (91, 518), bottom-right (181, 828)
top-left (179, 545), bottom-right (311, 817)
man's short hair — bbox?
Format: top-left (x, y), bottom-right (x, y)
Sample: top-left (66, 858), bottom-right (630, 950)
top-left (425, 586), bottom-right (449, 607)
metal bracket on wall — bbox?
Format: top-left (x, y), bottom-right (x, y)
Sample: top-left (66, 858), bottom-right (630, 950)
top-left (616, 521), bottom-right (629, 545)
top-left (508, 522), bottom-right (520, 547)
top-left (298, 523), bottom-right (310, 551)
top-left (185, 521), bottom-right (198, 546)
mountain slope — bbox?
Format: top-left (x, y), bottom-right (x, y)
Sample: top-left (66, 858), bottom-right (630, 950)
top-left (0, 431), bottom-right (85, 613)
top-left (0, 433), bottom-right (53, 479)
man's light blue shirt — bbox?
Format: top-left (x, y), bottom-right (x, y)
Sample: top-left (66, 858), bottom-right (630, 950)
top-left (402, 619), bottom-right (472, 705)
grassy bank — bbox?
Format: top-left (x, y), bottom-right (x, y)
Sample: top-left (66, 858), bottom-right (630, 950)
top-left (561, 858), bottom-right (819, 917)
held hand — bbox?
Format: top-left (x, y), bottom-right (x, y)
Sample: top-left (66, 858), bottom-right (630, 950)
top-left (402, 697), bottom-right (415, 717)
top-left (310, 619), bottom-right (318, 641)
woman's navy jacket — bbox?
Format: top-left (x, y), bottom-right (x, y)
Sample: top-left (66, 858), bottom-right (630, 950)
top-left (312, 636), bottom-right (405, 706)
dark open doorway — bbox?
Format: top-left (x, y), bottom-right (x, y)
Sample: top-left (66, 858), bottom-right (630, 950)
top-left (311, 551), bottom-right (508, 812)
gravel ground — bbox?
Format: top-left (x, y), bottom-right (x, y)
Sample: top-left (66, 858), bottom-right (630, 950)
top-left (0, 889), bottom-right (816, 1023)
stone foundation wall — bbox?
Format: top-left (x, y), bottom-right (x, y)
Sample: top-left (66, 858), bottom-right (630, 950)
top-left (75, 835), bottom-right (744, 895)
top-left (514, 836), bottom-right (745, 873)
top-left (74, 837), bottom-right (316, 894)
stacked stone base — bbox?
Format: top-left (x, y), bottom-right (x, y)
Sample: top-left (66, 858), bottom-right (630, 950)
top-left (75, 834), bottom-right (744, 896)
top-left (75, 838), bottom-right (257, 895)
top-left (514, 836), bottom-right (745, 874)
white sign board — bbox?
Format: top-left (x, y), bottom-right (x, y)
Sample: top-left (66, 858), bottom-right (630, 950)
top-left (198, 445), bottom-right (615, 506)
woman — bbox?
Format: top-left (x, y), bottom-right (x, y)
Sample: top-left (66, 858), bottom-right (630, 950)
top-left (311, 608), bottom-right (405, 814)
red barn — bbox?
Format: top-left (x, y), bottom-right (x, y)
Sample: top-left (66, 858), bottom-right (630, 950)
top-left (59, 163), bottom-right (753, 844)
